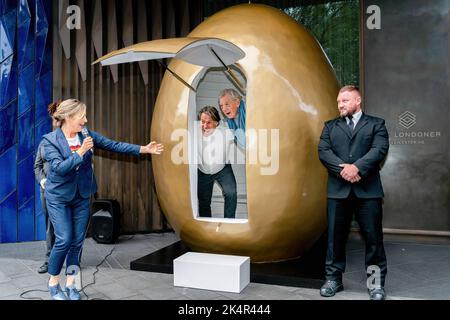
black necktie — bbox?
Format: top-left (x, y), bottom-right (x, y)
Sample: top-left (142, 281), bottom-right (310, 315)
top-left (348, 115), bottom-right (354, 131)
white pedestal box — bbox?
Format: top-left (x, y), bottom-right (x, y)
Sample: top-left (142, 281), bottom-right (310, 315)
top-left (173, 252), bottom-right (250, 293)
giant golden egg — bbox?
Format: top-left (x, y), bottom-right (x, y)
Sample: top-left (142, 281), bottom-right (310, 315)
top-left (97, 4), bottom-right (339, 262)
top-left (151, 4), bottom-right (338, 262)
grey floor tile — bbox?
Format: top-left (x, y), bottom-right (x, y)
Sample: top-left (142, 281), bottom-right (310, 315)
top-left (0, 271), bottom-right (11, 283)
top-left (114, 275), bottom-right (158, 291)
top-left (81, 272), bottom-right (116, 288)
top-left (173, 287), bottom-right (225, 300)
top-left (288, 293), bottom-right (314, 300)
top-left (390, 256), bottom-right (450, 281)
top-left (122, 294), bottom-right (151, 300)
top-left (1, 294), bottom-right (23, 300)
top-left (0, 283), bottom-right (22, 298)
top-left (17, 286), bottom-right (50, 300)
top-left (385, 243), bottom-right (450, 266)
top-left (92, 282), bottom-right (137, 300)
top-left (83, 292), bottom-right (110, 301)
top-left (393, 278), bottom-right (450, 300)
top-left (0, 235), bottom-right (448, 300)
top-left (217, 283), bottom-right (294, 300)
top-left (139, 287), bottom-right (185, 300)
top-left (170, 295), bottom-right (194, 300)
top-left (10, 274), bottom-right (45, 289)
top-left (0, 260), bottom-right (31, 277)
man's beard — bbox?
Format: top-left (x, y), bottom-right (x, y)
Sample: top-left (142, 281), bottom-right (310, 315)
top-left (339, 110), bottom-right (348, 118)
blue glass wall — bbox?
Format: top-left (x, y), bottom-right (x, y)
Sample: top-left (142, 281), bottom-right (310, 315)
top-left (0, 0), bottom-right (52, 243)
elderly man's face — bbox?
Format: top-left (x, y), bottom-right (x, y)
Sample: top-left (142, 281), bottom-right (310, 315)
top-left (337, 90), bottom-right (361, 117)
top-left (219, 94), bottom-right (240, 119)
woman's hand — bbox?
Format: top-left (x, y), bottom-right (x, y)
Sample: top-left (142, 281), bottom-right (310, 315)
top-left (140, 141), bottom-right (164, 155)
top-left (77, 137), bottom-right (94, 157)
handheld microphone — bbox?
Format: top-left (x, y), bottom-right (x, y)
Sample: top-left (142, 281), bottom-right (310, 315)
top-left (81, 126), bottom-right (93, 153)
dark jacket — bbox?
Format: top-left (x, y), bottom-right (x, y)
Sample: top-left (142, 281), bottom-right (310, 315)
top-left (34, 140), bottom-right (50, 192)
top-left (318, 113), bottom-right (389, 199)
top-left (42, 127), bottom-right (140, 202)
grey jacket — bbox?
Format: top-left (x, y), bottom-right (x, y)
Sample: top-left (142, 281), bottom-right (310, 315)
top-left (34, 140), bottom-right (50, 191)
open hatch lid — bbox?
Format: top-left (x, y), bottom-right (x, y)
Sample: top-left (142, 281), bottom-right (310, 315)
top-left (93, 37), bottom-right (245, 67)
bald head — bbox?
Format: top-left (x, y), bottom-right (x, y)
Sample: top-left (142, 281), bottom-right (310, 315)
top-left (339, 85), bottom-right (361, 97)
top-left (337, 85), bottom-right (362, 118)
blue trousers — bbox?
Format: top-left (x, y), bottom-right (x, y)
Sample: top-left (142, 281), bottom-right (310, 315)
top-left (198, 164), bottom-right (237, 218)
top-left (46, 192), bottom-right (90, 276)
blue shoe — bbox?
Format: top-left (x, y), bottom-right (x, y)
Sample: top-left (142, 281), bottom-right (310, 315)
top-left (65, 284), bottom-right (81, 300)
top-left (48, 283), bottom-right (68, 300)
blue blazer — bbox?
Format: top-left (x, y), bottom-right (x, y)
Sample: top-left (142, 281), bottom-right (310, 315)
top-left (318, 113), bottom-right (389, 199)
top-left (42, 127), bottom-right (140, 202)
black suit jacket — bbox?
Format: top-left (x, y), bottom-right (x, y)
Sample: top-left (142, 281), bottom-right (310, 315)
top-left (318, 113), bottom-right (389, 199)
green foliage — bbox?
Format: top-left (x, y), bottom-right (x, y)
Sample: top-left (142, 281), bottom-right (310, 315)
top-left (285, 0), bottom-right (360, 87)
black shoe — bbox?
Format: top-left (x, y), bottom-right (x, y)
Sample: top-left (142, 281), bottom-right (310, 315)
top-left (38, 262), bottom-right (48, 274)
top-left (320, 280), bottom-right (344, 297)
top-left (368, 287), bottom-right (386, 300)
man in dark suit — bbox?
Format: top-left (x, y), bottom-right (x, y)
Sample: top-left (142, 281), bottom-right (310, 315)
top-left (318, 85), bottom-right (389, 300)
top-left (34, 139), bottom-right (55, 274)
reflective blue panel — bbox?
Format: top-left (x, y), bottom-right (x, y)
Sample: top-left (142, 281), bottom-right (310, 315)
top-left (0, 55), bottom-right (18, 108)
top-left (18, 197), bottom-right (34, 241)
top-left (0, 6), bottom-right (16, 62)
top-left (2, 0), bottom-right (17, 15)
top-left (17, 18), bottom-right (30, 68)
top-left (35, 116), bottom-right (51, 150)
top-left (0, 100), bottom-right (17, 154)
top-left (41, 35), bottom-right (51, 75)
top-left (0, 191), bottom-right (17, 243)
top-left (35, 28), bottom-right (47, 75)
top-left (35, 28), bottom-right (44, 74)
top-left (0, 56), bottom-right (13, 106)
top-left (35, 0), bottom-right (48, 33)
top-left (35, 208), bottom-right (45, 240)
top-left (0, 19), bottom-right (11, 62)
top-left (18, 0), bottom-right (31, 23)
top-left (18, 62), bottom-right (34, 113)
top-left (18, 153), bottom-right (34, 207)
top-left (18, 11), bottom-right (34, 70)
top-left (35, 70), bottom-right (51, 125)
top-left (18, 106), bottom-right (34, 160)
top-left (0, 145), bottom-right (16, 202)
top-left (36, 0), bottom-right (51, 74)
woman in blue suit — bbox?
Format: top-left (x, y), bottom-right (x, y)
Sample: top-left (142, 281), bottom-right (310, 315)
top-left (42, 99), bottom-right (163, 300)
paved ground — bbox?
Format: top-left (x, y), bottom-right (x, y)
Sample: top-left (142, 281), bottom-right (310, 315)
top-left (0, 232), bottom-right (449, 300)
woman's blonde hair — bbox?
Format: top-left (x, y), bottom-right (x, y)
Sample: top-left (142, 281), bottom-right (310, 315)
top-left (49, 99), bottom-right (86, 127)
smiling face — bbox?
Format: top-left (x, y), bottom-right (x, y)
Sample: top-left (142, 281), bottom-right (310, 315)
top-left (219, 94), bottom-right (240, 119)
top-left (64, 109), bottom-right (87, 133)
top-left (200, 112), bottom-right (218, 136)
top-left (337, 90), bottom-right (361, 117)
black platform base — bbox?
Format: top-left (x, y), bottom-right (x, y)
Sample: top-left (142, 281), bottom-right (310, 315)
top-left (130, 235), bottom-right (327, 289)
